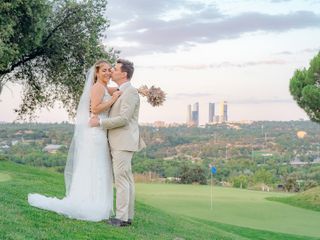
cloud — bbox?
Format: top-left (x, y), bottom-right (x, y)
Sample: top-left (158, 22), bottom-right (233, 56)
top-left (275, 47), bottom-right (320, 55)
top-left (230, 98), bottom-right (294, 104)
top-left (270, 0), bottom-right (292, 2)
top-left (302, 47), bottom-right (320, 53)
top-left (105, 0), bottom-right (320, 56)
top-left (275, 51), bottom-right (295, 55)
top-left (172, 92), bottom-right (216, 99)
top-left (107, 0), bottom-right (221, 24)
top-left (137, 59), bottom-right (287, 70)
top-left (169, 92), bottom-right (294, 105)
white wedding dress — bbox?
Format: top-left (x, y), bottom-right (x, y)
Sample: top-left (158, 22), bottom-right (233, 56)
top-left (28, 68), bottom-right (113, 222)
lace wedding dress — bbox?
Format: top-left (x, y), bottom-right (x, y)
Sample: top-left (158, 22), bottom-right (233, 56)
top-left (28, 68), bottom-right (113, 221)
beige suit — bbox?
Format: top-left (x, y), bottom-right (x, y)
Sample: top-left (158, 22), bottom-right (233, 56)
top-left (101, 83), bottom-right (145, 221)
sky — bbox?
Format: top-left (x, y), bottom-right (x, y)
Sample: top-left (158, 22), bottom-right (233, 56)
top-left (1, 0), bottom-right (320, 124)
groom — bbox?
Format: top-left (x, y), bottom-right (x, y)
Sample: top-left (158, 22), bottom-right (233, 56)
top-left (90, 59), bottom-right (145, 227)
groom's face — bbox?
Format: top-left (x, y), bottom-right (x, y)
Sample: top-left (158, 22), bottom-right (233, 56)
top-left (111, 63), bottom-right (126, 83)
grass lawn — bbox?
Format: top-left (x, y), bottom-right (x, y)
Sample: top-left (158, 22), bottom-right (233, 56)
top-left (0, 172), bottom-right (11, 182)
top-left (0, 160), bottom-right (319, 240)
top-left (135, 183), bottom-right (320, 238)
top-left (267, 187), bottom-right (320, 212)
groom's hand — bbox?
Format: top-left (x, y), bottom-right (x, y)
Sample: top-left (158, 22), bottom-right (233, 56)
top-left (89, 116), bottom-right (100, 127)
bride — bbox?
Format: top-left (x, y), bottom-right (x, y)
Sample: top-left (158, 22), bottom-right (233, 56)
top-left (28, 60), bottom-right (121, 221)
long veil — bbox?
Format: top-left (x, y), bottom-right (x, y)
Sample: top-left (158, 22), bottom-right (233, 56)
top-left (28, 66), bottom-right (113, 221)
top-left (64, 67), bottom-right (94, 196)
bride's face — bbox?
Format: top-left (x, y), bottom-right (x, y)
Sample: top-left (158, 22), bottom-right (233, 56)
top-left (96, 63), bottom-right (111, 84)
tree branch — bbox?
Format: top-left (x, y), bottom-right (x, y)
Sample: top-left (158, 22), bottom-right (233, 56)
top-left (0, 7), bottom-right (78, 76)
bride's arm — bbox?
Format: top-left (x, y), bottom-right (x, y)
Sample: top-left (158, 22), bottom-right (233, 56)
top-left (91, 85), bottom-right (121, 114)
top-left (107, 87), bottom-right (119, 95)
top-left (109, 86), bottom-right (148, 96)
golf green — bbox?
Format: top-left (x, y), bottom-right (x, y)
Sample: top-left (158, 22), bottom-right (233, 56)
top-left (136, 183), bottom-right (320, 238)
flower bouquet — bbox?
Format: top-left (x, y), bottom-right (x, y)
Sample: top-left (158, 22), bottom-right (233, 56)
top-left (138, 85), bottom-right (166, 107)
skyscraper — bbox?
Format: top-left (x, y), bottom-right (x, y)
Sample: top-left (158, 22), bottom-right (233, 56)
top-left (187, 102), bottom-right (199, 126)
top-left (219, 101), bottom-right (228, 123)
top-left (209, 103), bottom-right (215, 123)
top-left (223, 101), bottom-right (228, 122)
top-left (192, 102), bottom-right (199, 126)
top-left (187, 104), bottom-right (192, 124)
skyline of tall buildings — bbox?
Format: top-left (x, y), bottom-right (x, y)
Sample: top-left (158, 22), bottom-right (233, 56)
top-left (187, 101), bottom-right (228, 126)
top-left (187, 102), bottom-right (199, 126)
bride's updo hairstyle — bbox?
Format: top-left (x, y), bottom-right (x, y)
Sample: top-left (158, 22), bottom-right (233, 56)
top-left (93, 59), bottom-right (110, 83)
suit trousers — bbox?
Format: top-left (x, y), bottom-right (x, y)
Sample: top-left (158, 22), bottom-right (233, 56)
top-left (111, 149), bottom-right (135, 221)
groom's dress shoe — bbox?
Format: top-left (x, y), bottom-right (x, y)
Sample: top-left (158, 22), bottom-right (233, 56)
top-left (127, 219), bottom-right (132, 225)
top-left (108, 218), bottom-right (130, 227)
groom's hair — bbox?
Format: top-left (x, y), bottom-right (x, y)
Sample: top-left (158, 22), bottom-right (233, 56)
top-left (117, 59), bottom-right (134, 80)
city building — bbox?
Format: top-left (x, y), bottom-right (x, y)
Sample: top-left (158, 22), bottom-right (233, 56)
top-left (192, 102), bottom-right (199, 126)
top-left (219, 101), bottom-right (228, 123)
top-left (153, 121), bottom-right (166, 128)
top-left (187, 104), bottom-right (192, 125)
top-left (209, 102), bottom-right (215, 123)
top-left (187, 101), bottom-right (228, 126)
top-left (186, 102), bottom-right (199, 127)
top-left (43, 144), bottom-right (64, 154)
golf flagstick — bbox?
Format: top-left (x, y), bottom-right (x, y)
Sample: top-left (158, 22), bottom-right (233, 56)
top-left (210, 165), bottom-right (217, 211)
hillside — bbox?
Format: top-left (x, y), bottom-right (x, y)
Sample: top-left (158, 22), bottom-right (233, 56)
top-left (267, 187), bottom-right (320, 212)
top-left (1, 121), bottom-right (320, 190)
top-left (0, 160), bottom-right (318, 240)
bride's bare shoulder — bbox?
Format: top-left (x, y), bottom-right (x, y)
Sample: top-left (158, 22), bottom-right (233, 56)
top-left (91, 83), bottom-right (105, 93)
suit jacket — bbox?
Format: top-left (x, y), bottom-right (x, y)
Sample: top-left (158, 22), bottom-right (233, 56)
top-left (101, 83), bottom-right (146, 152)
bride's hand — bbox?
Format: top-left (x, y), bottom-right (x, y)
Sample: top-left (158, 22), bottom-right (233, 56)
top-left (112, 90), bottom-right (122, 101)
top-left (89, 115), bottom-right (100, 127)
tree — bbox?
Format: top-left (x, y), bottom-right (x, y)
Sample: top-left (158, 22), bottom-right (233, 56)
top-left (178, 163), bottom-right (207, 185)
top-left (0, 0), bottom-right (117, 119)
top-left (231, 175), bottom-right (249, 189)
top-left (253, 168), bottom-right (273, 185)
top-left (283, 173), bottom-right (299, 192)
top-left (289, 52), bottom-right (320, 123)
